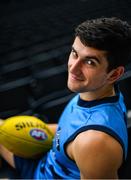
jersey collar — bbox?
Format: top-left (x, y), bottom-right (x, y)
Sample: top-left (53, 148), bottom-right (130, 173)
top-left (77, 85), bottom-right (119, 108)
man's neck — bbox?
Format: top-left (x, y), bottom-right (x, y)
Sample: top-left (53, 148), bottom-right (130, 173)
top-left (79, 85), bottom-right (115, 101)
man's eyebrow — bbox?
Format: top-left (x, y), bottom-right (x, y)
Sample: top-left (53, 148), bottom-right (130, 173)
top-left (71, 46), bottom-right (101, 64)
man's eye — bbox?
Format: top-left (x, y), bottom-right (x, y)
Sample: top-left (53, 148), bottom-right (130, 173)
top-left (71, 50), bottom-right (77, 57)
top-left (85, 59), bottom-right (95, 65)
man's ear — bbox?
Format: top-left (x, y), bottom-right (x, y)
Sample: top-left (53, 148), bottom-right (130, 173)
top-left (107, 66), bottom-right (125, 84)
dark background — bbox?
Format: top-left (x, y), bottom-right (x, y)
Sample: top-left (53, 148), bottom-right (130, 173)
top-left (0, 0), bottom-right (131, 178)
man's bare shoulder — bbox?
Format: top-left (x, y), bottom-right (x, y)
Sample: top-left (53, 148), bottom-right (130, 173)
top-left (71, 130), bottom-right (123, 178)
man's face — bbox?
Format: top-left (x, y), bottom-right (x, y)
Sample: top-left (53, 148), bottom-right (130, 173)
top-left (67, 37), bottom-right (112, 94)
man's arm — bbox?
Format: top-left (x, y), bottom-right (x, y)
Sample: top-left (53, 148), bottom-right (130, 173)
top-left (0, 144), bottom-right (15, 168)
top-left (70, 130), bottom-right (123, 179)
top-left (48, 123), bottom-right (57, 134)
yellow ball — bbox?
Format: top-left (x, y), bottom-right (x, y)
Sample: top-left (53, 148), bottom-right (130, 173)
top-left (0, 115), bottom-right (54, 158)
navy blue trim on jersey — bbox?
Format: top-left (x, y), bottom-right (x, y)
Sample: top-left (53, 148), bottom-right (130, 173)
top-left (64, 125), bottom-right (125, 161)
top-left (77, 84), bottom-right (119, 108)
top-left (77, 95), bottom-right (119, 108)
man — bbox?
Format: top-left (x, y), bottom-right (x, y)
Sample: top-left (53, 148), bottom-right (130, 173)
top-left (0, 17), bottom-right (131, 179)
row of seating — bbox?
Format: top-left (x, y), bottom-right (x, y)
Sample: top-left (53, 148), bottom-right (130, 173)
top-left (0, 0), bottom-right (131, 178)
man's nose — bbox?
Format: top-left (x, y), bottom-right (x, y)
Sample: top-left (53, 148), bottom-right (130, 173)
top-left (70, 58), bottom-right (82, 73)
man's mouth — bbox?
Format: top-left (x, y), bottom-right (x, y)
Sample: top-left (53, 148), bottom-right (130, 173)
top-left (70, 73), bottom-right (83, 81)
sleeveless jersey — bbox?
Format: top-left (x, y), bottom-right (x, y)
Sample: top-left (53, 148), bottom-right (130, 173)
top-left (34, 89), bottom-right (128, 179)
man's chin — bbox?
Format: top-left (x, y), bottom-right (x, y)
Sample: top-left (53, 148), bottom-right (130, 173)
top-left (67, 85), bottom-right (80, 93)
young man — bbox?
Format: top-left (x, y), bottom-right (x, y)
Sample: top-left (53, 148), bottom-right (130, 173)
top-left (0, 17), bottom-right (131, 179)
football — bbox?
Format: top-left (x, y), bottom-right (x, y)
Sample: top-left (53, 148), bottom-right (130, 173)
top-left (0, 115), bottom-right (54, 158)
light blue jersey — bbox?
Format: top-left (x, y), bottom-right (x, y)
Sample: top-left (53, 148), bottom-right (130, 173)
top-left (34, 87), bottom-right (128, 179)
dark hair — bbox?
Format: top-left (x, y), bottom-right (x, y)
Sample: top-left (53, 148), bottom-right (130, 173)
top-left (75, 17), bottom-right (131, 71)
